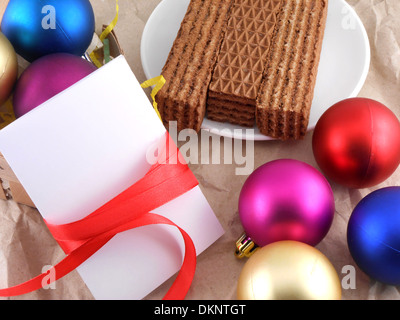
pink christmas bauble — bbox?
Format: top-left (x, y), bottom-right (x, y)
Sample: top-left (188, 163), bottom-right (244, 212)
top-left (239, 159), bottom-right (335, 247)
top-left (13, 53), bottom-right (97, 118)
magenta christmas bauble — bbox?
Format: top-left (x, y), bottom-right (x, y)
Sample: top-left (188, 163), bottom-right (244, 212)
top-left (239, 159), bottom-right (335, 248)
top-left (13, 53), bottom-right (97, 118)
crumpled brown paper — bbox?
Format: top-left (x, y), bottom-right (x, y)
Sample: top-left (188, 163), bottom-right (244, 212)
top-left (0, 0), bottom-right (399, 300)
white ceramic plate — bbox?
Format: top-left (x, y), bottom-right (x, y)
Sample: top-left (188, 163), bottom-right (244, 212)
top-left (141, 0), bottom-right (370, 141)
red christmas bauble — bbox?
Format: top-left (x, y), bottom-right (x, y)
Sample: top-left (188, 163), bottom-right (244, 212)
top-left (312, 98), bottom-right (400, 189)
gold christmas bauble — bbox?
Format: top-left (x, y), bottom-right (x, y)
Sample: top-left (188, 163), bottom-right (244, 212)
top-left (0, 32), bottom-right (18, 106)
top-left (237, 241), bottom-right (342, 300)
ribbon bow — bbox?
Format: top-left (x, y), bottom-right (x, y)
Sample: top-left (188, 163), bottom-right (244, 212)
top-left (0, 133), bottom-right (198, 300)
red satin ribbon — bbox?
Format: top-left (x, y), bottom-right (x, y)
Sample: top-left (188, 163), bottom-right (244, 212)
top-left (0, 133), bottom-right (198, 300)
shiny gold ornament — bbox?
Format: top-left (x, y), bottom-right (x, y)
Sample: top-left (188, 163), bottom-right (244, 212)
top-left (237, 241), bottom-right (342, 300)
top-left (0, 32), bottom-right (18, 106)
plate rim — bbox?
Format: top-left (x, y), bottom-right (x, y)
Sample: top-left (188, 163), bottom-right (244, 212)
top-left (140, 0), bottom-right (371, 141)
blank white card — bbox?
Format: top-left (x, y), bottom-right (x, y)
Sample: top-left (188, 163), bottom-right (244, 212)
top-left (0, 56), bottom-right (224, 300)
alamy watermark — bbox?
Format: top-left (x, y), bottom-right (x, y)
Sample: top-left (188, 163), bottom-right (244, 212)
top-left (341, 5), bottom-right (357, 30)
top-left (40, 263), bottom-right (357, 291)
top-left (41, 265), bottom-right (56, 290)
top-left (342, 265), bottom-right (357, 290)
top-left (41, 5), bottom-right (56, 30)
top-left (146, 122), bottom-right (255, 176)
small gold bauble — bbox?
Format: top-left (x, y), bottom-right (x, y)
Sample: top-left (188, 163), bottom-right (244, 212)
top-left (237, 241), bottom-right (342, 300)
top-left (0, 32), bottom-right (18, 106)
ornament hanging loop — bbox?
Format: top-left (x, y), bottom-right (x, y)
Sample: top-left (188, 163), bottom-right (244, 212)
top-left (235, 233), bottom-right (258, 259)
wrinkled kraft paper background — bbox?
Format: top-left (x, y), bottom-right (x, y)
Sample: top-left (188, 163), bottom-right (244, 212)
top-left (0, 0), bottom-right (399, 300)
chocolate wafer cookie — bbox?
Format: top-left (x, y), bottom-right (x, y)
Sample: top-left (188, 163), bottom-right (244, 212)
top-left (155, 0), bottom-right (233, 132)
top-left (207, 0), bottom-right (282, 127)
top-left (256, 0), bottom-right (328, 140)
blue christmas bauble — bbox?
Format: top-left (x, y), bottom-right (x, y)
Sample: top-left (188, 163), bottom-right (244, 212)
top-left (347, 187), bottom-right (400, 286)
top-left (1, 0), bottom-right (95, 62)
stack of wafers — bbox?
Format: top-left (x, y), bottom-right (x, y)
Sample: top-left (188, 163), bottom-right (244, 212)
top-left (155, 0), bottom-right (233, 132)
top-left (256, 0), bottom-right (329, 139)
top-left (156, 0), bottom-right (328, 140)
top-left (207, 0), bottom-right (282, 127)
